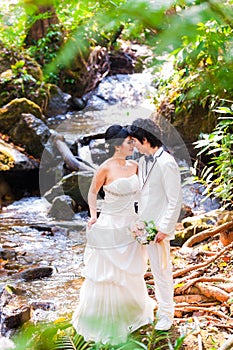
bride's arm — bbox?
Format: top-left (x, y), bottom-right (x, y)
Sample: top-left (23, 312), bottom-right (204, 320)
top-left (88, 166), bottom-right (107, 227)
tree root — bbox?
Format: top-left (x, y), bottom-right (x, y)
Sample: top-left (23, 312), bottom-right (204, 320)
top-left (173, 241), bottom-right (233, 278)
top-left (218, 336), bottom-right (233, 350)
top-left (183, 221), bottom-right (233, 248)
top-left (174, 306), bottom-right (229, 319)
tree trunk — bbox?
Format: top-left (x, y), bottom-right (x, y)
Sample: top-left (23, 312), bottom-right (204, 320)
top-left (25, 5), bottom-right (60, 45)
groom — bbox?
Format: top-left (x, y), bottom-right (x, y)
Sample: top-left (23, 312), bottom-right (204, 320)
top-left (129, 118), bottom-right (182, 331)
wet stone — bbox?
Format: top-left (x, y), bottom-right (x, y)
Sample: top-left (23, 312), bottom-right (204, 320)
top-left (47, 195), bottom-right (75, 220)
top-left (0, 248), bottom-right (16, 260)
top-left (19, 266), bottom-right (53, 281)
top-left (30, 301), bottom-right (55, 311)
top-left (2, 305), bottom-right (31, 330)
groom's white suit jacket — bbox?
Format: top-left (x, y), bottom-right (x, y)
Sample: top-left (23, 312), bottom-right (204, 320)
top-left (138, 147), bottom-right (182, 240)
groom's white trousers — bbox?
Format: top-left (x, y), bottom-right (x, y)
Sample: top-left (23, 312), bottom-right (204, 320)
top-left (146, 240), bottom-right (174, 321)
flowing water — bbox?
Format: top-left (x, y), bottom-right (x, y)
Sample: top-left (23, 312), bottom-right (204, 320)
top-left (0, 72), bottom-right (220, 334)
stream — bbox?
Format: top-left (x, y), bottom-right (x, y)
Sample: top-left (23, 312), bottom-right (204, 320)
top-left (0, 71), bottom-right (220, 336)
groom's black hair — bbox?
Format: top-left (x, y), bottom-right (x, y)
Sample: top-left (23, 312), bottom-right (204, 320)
top-left (129, 118), bottom-right (162, 148)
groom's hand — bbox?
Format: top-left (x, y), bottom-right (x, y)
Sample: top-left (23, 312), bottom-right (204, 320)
top-left (155, 232), bottom-right (167, 243)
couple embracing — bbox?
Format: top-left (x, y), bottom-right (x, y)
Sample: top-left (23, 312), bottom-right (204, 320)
top-left (72, 118), bottom-right (183, 345)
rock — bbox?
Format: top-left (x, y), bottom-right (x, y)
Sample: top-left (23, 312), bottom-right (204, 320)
top-left (30, 301), bottom-right (55, 311)
top-left (44, 170), bottom-right (93, 211)
top-left (0, 138), bottom-right (39, 170)
top-left (172, 224), bottom-right (213, 246)
top-left (19, 266), bottom-right (53, 281)
top-left (10, 113), bottom-right (51, 158)
top-left (0, 43), bottom-right (46, 108)
top-left (71, 96), bottom-right (87, 110)
top-left (47, 195), bottom-right (75, 220)
top-left (3, 285), bottom-right (26, 296)
top-left (0, 98), bottom-right (44, 134)
top-left (0, 248), bottom-right (17, 260)
top-left (0, 177), bottom-right (14, 208)
top-left (2, 305), bottom-right (31, 330)
top-left (45, 84), bottom-right (71, 117)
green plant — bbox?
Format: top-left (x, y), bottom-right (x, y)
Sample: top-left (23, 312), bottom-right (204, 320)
top-left (11, 318), bottom-right (186, 350)
top-left (193, 108), bottom-right (233, 208)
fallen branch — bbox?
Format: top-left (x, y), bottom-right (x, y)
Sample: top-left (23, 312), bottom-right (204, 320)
top-left (53, 135), bottom-right (96, 172)
top-left (183, 221), bottom-right (233, 248)
top-left (173, 241), bottom-right (233, 278)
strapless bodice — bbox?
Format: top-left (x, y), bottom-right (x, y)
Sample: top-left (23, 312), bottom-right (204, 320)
top-left (101, 174), bottom-right (139, 215)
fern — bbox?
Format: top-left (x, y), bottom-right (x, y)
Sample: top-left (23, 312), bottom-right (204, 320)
top-left (53, 333), bottom-right (92, 350)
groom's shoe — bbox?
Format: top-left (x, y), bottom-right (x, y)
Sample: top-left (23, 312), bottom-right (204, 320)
top-left (155, 315), bottom-right (172, 331)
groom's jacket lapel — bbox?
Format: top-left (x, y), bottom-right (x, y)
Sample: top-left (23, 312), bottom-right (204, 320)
top-left (140, 148), bottom-right (164, 190)
top-left (141, 157), bottom-right (157, 190)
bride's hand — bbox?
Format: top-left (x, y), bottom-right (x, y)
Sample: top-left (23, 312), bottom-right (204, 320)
top-left (87, 217), bottom-right (97, 228)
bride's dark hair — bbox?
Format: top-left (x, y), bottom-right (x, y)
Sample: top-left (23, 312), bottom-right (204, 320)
top-left (105, 124), bottom-right (129, 157)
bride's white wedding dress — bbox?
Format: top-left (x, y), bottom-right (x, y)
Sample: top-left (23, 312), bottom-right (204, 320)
top-left (72, 174), bottom-right (155, 344)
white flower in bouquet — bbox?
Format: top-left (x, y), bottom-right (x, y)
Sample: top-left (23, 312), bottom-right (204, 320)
top-left (130, 220), bottom-right (158, 245)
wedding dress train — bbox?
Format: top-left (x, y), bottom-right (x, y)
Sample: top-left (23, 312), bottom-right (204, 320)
top-left (72, 174), bottom-right (155, 344)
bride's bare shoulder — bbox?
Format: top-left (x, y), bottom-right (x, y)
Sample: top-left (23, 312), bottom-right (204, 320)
top-left (127, 159), bottom-right (138, 168)
top-left (97, 158), bottom-right (115, 173)
top-left (100, 158), bottom-right (114, 167)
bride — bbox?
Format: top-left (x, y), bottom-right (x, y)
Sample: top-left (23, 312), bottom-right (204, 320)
top-left (72, 124), bottom-right (155, 345)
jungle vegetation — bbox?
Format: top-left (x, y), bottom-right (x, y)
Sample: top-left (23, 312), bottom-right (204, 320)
top-left (0, 0), bottom-right (232, 201)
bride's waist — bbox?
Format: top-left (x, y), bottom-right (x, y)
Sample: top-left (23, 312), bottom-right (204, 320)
top-left (101, 202), bottom-right (135, 214)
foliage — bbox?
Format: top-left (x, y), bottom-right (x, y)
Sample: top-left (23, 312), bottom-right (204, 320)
top-left (0, 1), bottom-right (27, 48)
top-left (0, 54), bottom-right (46, 107)
top-left (193, 108), bottom-right (233, 208)
top-left (0, 150), bottom-right (15, 171)
top-left (152, 16), bottom-right (233, 121)
top-left (27, 23), bottom-right (64, 67)
top-left (11, 319), bottom-right (185, 350)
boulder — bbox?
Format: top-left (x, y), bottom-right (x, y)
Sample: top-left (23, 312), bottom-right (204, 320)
top-left (19, 266), bottom-right (53, 281)
top-left (44, 170), bottom-right (94, 211)
top-left (0, 138), bottom-right (39, 170)
top-left (0, 98), bottom-right (44, 134)
top-left (2, 306), bottom-right (31, 330)
top-left (0, 44), bottom-right (48, 109)
top-left (45, 84), bottom-right (71, 117)
top-left (0, 248), bottom-right (17, 260)
top-left (47, 195), bottom-right (75, 220)
top-left (10, 113), bottom-right (51, 159)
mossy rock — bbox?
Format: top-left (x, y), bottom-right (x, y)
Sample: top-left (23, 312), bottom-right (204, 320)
top-left (0, 43), bottom-right (49, 109)
top-left (44, 171), bottom-right (93, 211)
top-left (0, 43), bottom-right (43, 80)
top-left (172, 223), bottom-right (213, 246)
top-left (0, 98), bottom-right (44, 134)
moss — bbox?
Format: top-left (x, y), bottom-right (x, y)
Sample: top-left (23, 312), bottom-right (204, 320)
top-left (0, 43), bottom-right (48, 109)
top-left (0, 150), bottom-right (15, 171)
top-left (0, 98), bottom-right (44, 134)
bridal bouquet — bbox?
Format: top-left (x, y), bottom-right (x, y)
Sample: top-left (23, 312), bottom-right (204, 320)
top-left (130, 220), bottom-right (158, 245)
